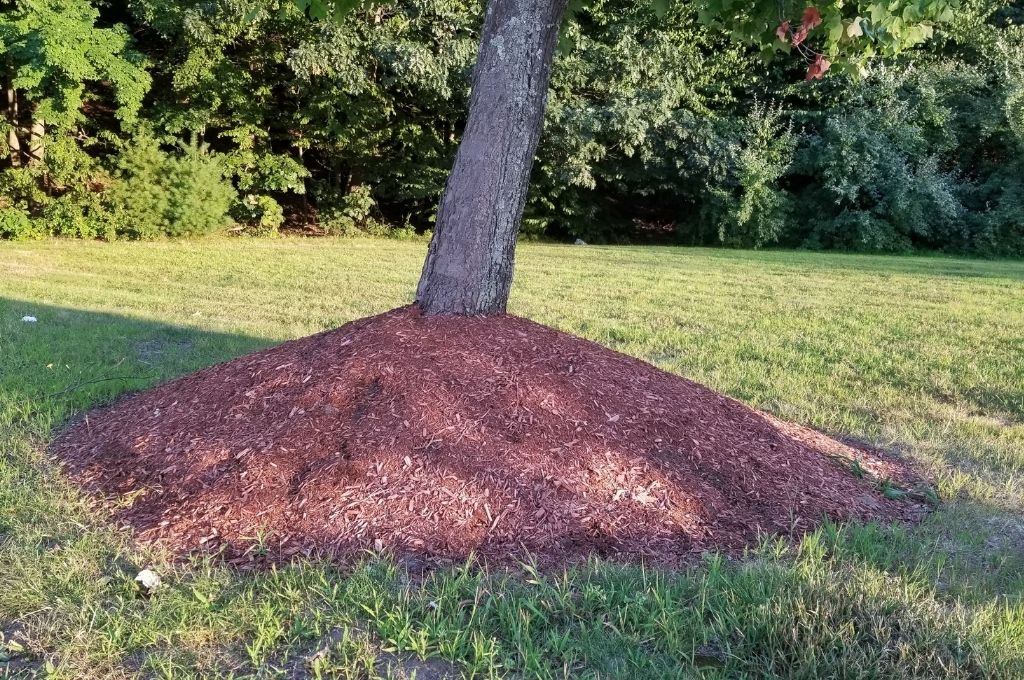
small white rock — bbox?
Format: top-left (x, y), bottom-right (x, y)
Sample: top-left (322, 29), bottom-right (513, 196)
top-left (574, 239), bottom-right (587, 246)
top-left (21, 316), bottom-right (37, 323)
top-left (134, 568), bottom-right (161, 592)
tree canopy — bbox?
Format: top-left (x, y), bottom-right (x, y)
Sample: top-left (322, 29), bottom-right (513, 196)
top-left (1, 0), bottom-right (1021, 256)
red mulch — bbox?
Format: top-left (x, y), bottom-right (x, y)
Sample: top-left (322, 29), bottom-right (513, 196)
top-left (52, 306), bottom-right (929, 568)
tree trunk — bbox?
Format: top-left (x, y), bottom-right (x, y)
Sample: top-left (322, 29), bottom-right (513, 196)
top-left (28, 117), bottom-right (44, 166)
top-left (415, 0), bottom-right (568, 315)
top-left (6, 82), bottom-right (21, 168)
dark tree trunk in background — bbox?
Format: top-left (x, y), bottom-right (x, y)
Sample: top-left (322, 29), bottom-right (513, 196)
top-left (416, 0), bottom-right (568, 315)
top-left (6, 80), bottom-right (22, 168)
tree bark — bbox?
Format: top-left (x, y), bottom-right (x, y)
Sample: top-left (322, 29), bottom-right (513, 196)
top-left (415, 0), bottom-right (568, 315)
top-left (28, 117), bottom-right (44, 166)
top-left (6, 82), bottom-right (22, 168)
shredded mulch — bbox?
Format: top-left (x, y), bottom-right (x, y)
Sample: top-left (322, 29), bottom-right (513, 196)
top-left (52, 306), bottom-right (930, 568)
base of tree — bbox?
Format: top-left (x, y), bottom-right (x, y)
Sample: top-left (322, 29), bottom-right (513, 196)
top-left (53, 307), bottom-right (929, 568)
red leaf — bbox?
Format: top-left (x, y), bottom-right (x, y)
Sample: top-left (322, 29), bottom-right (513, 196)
top-left (791, 26), bottom-right (809, 47)
top-left (801, 6), bottom-right (823, 30)
top-left (776, 21), bottom-right (791, 43)
top-left (805, 54), bottom-right (831, 80)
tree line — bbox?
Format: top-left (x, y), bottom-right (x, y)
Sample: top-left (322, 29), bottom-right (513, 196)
top-left (1, 0), bottom-right (1022, 256)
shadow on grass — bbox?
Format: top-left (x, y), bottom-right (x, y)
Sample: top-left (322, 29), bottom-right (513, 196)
top-left (0, 298), bottom-right (271, 429)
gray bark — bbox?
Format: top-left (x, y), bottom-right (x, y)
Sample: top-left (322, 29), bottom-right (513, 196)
top-left (27, 118), bottom-right (44, 166)
top-left (6, 83), bottom-right (21, 168)
top-left (415, 0), bottom-right (568, 315)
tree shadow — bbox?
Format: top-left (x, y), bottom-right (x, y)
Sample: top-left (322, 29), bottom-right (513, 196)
top-left (0, 297), bottom-right (270, 427)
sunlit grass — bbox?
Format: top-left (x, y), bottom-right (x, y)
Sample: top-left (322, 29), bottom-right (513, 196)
top-left (1, 238), bottom-right (1022, 677)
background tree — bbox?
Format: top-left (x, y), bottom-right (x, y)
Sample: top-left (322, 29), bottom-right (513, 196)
top-left (299, 0), bottom-right (959, 314)
top-left (0, 0), bottom-right (149, 167)
top-left (7, 1), bottom-right (1020, 256)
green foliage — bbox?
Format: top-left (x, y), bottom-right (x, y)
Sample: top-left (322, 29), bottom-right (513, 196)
top-left (0, 0), bottom-right (150, 130)
top-left (319, 184), bottom-right (383, 236)
top-left (0, 205), bottom-right (38, 239)
top-left (0, 0), bottom-right (1021, 256)
top-left (964, 26), bottom-right (1024, 256)
top-left (702, 101), bottom-right (795, 248)
top-left (105, 135), bottom-right (236, 239)
top-left (44, 194), bottom-right (113, 240)
top-left (696, 0), bottom-right (959, 78)
top-left (794, 91), bottom-right (967, 252)
top-left (233, 194), bottom-right (285, 237)
top-left (534, 0), bottom-right (757, 242)
top-left (0, 165), bottom-right (48, 212)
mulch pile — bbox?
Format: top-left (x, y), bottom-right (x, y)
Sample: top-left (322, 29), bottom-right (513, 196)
top-left (52, 306), bottom-right (929, 568)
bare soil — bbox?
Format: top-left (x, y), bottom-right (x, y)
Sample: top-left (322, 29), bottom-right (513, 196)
top-left (52, 307), bottom-right (928, 568)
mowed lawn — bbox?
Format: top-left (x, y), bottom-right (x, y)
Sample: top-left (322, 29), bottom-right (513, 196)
top-left (1, 239), bottom-right (1022, 678)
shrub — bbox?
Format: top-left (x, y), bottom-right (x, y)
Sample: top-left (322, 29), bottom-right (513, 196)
top-left (319, 185), bottom-right (386, 236)
top-left (0, 206), bottom-right (42, 240)
top-left (106, 136), bottom-right (236, 239)
top-left (0, 168), bottom-right (49, 214)
top-left (233, 195), bottom-right (284, 237)
top-left (700, 101), bottom-right (795, 248)
top-left (965, 160), bottom-right (1024, 257)
top-left (793, 93), bottom-right (967, 252)
top-left (44, 195), bottom-right (116, 240)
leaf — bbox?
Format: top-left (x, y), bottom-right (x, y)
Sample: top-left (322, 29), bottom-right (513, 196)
top-left (307, 0), bottom-right (328, 21)
top-left (776, 21), bottom-right (791, 43)
top-left (801, 6), bottom-right (823, 31)
top-left (791, 26), bottom-right (809, 47)
top-left (653, 0), bottom-right (671, 19)
top-left (828, 17), bottom-right (845, 43)
top-left (805, 53), bottom-right (831, 80)
top-left (847, 16), bottom-right (864, 38)
top-left (882, 485), bottom-right (905, 499)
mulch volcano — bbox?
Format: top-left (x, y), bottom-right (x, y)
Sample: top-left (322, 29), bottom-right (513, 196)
top-left (53, 306), bottom-right (928, 568)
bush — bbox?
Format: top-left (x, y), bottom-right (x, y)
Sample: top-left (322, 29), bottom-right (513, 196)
top-left (0, 206), bottom-right (42, 240)
top-left (44, 196), bottom-right (116, 240)
top-left (319, 185), bottom-right (386, 236)
top-left (233, 195), bottom-right (285, 237)
top-left (792, 90), bottom-right (967, 252)
top-left (106, 136), bottom-right (236, 239)
top-left (700, 101), bottom-right (795, 248)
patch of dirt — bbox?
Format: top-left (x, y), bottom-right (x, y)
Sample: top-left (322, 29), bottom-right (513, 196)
top-left (284, 626), bottom-right (459, 680)
top-left (0, 621), bottom-right (38, 676)
top-left (52, 306), bottom-right (928, 568)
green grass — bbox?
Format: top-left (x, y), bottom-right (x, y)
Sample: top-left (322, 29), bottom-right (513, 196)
top-left (1, 238), bottom-right (1022, 678)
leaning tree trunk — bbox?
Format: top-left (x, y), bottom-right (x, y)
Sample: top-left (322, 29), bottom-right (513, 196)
top-left (415, 0), bottom-right (568, 315)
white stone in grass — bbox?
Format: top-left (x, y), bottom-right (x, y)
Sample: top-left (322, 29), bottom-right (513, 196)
top-left (134, 568), bottom-right (161, 593)
top-left (21, 316), bottom-right (37, 323)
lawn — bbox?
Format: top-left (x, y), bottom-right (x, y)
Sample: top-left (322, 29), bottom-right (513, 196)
top-left (1, 239), bottom-right (1022, 678)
